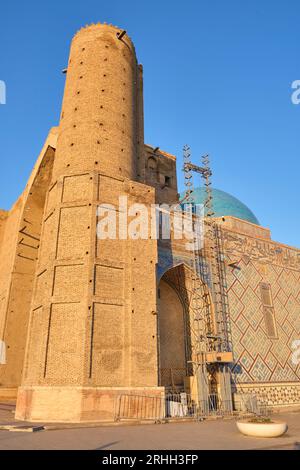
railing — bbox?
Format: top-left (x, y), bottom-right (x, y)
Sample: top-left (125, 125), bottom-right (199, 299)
top-left (233, 392), bottom-right (272, 417)
top-left (115, 394), bottom-right (165, 421)
top-left (115, 392), bottom-right (235, 422)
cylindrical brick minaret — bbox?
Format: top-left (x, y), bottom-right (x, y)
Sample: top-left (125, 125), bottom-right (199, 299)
top-left (15, 24), bottom-right (160, 423)
top-left (54, 24), bottom-right (140, 181)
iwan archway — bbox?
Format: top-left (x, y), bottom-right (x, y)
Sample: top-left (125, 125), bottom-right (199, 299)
top-left (157, 263), bottom-right (233, 412)
top-left (158, 263), bottom-right (211, 388)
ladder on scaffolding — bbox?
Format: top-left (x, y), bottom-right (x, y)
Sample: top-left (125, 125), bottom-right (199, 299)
top-left (183, 145), bottom-right (233, 414)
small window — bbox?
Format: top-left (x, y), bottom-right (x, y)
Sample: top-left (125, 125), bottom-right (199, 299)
top-left (164, 175), bottom-right (171, 187)
top-left (260, 283), bottom-right (277, 338)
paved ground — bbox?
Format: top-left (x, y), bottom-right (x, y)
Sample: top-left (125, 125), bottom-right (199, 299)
top-left (0, 407), bottom-right (300, 450)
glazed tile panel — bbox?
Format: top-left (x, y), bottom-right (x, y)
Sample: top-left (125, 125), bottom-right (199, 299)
top-left (223, 231), bottom-right (300, 394)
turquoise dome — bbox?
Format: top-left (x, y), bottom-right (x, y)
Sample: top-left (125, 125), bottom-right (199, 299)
top-left (180, 188), bottom-right (260, 225)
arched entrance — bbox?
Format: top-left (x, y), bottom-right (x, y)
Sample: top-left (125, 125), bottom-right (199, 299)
top-left (0, 139), bottom-right (55, 392)
top-left (158, 263), bottom-right (213, 392)
top-left (157, 262), bottom-right (234, 413)
top-left (158, 278), bottom-right (186, 388)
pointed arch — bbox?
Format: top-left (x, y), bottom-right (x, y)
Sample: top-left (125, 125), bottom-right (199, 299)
top-left (157, 263), bottom-right (214, 389)
top-left (0, 129), bottom-right (57, 391)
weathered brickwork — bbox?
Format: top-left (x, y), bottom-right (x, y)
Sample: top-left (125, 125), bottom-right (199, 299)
top-left (0, 132), bottom-right (57, 392)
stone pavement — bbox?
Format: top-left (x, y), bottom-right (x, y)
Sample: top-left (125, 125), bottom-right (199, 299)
top-left (0, 403), bottom-right (300, 450)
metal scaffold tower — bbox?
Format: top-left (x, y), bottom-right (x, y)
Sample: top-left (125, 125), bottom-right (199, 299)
top-left (182, 145), bottom-right (233, 413)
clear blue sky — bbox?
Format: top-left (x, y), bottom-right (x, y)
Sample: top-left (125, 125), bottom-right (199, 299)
top-left (0, 0), bottom-right (299, 247)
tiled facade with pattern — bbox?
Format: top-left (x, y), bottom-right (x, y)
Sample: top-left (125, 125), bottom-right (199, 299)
top-left (222, 226), bottom-right (300, 406)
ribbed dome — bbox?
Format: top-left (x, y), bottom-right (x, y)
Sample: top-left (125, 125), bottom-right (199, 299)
top-left (180, 187), bottom-right (260, 225)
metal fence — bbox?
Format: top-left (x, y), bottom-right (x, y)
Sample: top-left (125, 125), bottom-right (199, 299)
top-left (115, 392), bottom-right (235, 422)
top-left (233, 392), bottom-right (272, 417)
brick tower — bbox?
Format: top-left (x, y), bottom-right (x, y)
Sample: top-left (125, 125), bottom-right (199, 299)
top-left (15, 24), bottom-right (161, 422)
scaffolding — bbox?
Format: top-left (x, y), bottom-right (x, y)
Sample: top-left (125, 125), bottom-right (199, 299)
top-left (182, 146), bottom-right (233, 413)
